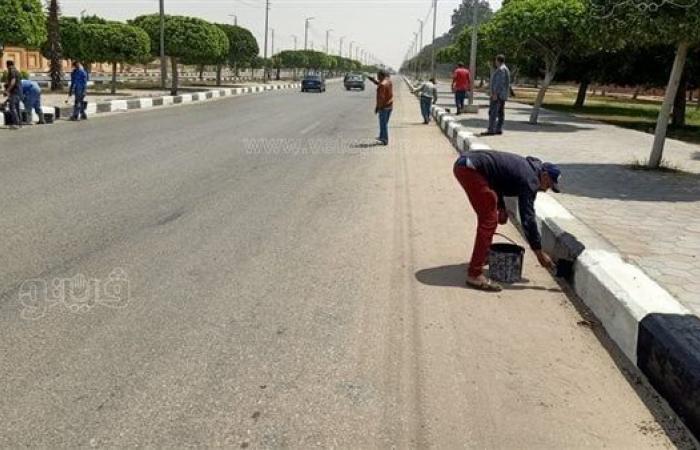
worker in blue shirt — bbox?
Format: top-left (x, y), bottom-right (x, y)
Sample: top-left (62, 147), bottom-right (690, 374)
top-left (21, 79), bottom-right (45, 124)
top-left (68, 61), bottom-right (89, 121)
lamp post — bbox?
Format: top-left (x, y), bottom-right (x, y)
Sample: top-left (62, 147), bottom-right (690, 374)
top-left (468, 1), bottom-right (479, 105)
top-left (325, 29), bottom-right (333, 54)
top-left (417, 18), bottom-right (424, 79)
top-left (430, 0), bottom-right (437, 78)
top-left (304, 17), bottom-right (314, 50)
top-left (228, 14), bottom-right (237, 26)
top-left (159, 0), bottom-right (166, 89)
top-left (262, 0), bottom-right (270, 83)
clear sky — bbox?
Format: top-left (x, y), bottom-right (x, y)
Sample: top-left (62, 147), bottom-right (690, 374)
top-left (60, 0), bottom-right (502, 69)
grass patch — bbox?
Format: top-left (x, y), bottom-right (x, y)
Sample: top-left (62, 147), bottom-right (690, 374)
top-left (513, 86), bottom-right (700, 145)
top-left (629, 158), bottom-right (687, 174)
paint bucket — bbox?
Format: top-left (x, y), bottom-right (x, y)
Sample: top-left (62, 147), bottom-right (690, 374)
top-left (488, 234), bottom-right (525, 284)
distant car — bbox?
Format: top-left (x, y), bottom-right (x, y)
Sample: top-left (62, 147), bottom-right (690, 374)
top-left (344, 74), bottom-right (365, 91)
top-left (301, 75), bottom-right (326, 93)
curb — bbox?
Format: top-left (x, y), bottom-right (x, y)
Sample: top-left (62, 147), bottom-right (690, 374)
top-left (1, 83), bottom-right (301, 126)
top-left (405, 77), bottom-right (700, 438)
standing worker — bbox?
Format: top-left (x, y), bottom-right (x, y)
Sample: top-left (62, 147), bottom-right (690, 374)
top-left (68, 61), bottom-right (89, 121)
top-left (3, 60), bottom-right (23, 129)
top-left (452, 63), bottom-right (471, 115)
top-left (453, 150), bottom-right (560, 292)
top-left (411, 78), bottom-right (438, 124)
top-left (21, 79), bottom-right (45, 125)
top-left (484, 55), bottom-right (511, 136)
top-left (367, 70), bottom-right (393, 146)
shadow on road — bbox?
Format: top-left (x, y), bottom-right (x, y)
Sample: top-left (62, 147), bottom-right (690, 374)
top-left (414, 263), bottom-right (561, 293)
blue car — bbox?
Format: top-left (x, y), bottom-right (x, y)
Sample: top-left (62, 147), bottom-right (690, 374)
top-left (301, 75), bottom-right (326, 93)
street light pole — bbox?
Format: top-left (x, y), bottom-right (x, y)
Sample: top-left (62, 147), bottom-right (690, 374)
top-left (228, 14), bottom-right (237, 26)
top-left (468, 0), bottom-right (479, 105)
top-left (339, 36), bottom-right (345, 57)
top-left (304, 17), bottom-right (314, 50)
top-left (430, 0), bottom-right (437, 78)
top-left (325, 29), bottom-right (333, 54)
top-left (159, 0), bottom-right (166, 89)
top-left (417, 18), bottom-right (424, 79)
top-left (291, 34), bottom-right (298, 50)
top-left (349, 41), bottom-right (354, 61)
top-left (263, 0), bottom-right (270, 83)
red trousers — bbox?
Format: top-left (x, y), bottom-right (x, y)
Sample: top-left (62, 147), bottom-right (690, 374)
top-left (453, 164), bottom-right (498, 278)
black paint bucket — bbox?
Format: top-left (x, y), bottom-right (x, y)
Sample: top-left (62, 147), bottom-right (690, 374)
top-left (488, 234), bottom-right (525, 284)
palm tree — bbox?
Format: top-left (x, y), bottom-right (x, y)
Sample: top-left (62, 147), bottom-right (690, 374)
top-left (47, 0), bottom-right (63, 91)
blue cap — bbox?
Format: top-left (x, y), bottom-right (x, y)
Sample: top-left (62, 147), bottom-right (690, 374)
top-left (542, 163), bottom-right (561, 193)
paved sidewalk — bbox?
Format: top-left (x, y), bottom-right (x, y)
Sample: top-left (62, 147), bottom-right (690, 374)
top-left (435, 87), bottom-right (700, 315)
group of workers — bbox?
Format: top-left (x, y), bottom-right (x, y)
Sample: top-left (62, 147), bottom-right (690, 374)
top-left (2, 60), bottom-right (90, 129)
top-left (368, 56), bottom-right (560, 292)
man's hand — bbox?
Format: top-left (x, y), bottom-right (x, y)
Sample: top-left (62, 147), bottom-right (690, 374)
top-left (535, 250), bottom-right (555, 271)
top-left (498, 209), bottom-right (508, 225)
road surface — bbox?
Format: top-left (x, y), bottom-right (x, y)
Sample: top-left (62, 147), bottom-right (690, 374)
top-left (0, 82), bottom-right (694, 448)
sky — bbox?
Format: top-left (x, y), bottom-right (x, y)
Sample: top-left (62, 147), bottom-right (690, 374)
top-left (60, 0), bottom-right (502, 69)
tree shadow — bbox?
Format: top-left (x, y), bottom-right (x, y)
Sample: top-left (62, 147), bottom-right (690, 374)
top-left (414, 263), bottom-right (561, 292)
top-left (349, 142), bottom-right (385, 149)
top-left (454, 118), bottom-right (594, 133)
top-left (556, 163), bottom-right (700, 202)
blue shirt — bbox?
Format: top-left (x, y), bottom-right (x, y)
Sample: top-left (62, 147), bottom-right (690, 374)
top-left (70, 67), bottom-right (89, 94)
top-left (21, 80), bottom-right (41, 98)
top-left (456, 150), bottom-right (543, 250)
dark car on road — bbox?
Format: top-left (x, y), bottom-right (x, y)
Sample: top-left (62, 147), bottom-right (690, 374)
top-left (344, 73), bottom-right (365, 91)
top-left (301, 75), bottom-right (326, 93)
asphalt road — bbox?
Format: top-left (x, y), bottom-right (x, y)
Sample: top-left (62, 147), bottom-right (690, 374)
top-left (0, 82), bottom-right (694, 448)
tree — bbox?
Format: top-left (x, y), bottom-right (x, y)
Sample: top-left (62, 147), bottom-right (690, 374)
top-left (484, 0), bottom-right (602, 124)
top-left (0, 0), bottom-right (46, 62)
top-left (591, 0), bottom-right (700, 167)
top-left (131, 14), bottom-right (228, 95)
top-left (216, 23), bottom-right (257, 84)
top-left (180, 24), bottom-right (228, 86)
top-left (46, 0), bottom-right (63, 91)
top-left (82, 23), bottom-right (151, 94)
top-left (276, 50), bottom-right (307, 80)
top-left (449, 0), bottom-right (493, 36)
top-left (217, 24), bottom-right (258, 78)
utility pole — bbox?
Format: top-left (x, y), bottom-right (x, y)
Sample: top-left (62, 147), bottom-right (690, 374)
top-left (263, 0), bottom-right (270, 83)
top-left (271, 28), bottom-right (275, 56)
top-left (339, 36), bottom-right (345, 57)
top-left (468, 0), bottom-right (479, 105)
top-left (349, 41), bottom-right (354, 61)
top-left (159, 0), bottom-right (166, 89)
top-left (291, 34), bottom-right (298, 50)
top-left (417, 18), bottom-right (424, 79)
top-left (228, 14), bottom-right (237, 26)
top-left (304, 17), bottom-right (314, 50)
top-left (325, 29), bottom-right (333, 54)
top-left (430, 0), bottom-right (437, 78)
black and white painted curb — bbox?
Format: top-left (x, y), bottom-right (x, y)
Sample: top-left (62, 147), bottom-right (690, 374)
top-left (1, 83), bottom-right (301, 126)
top-left (404, 77), bottom-right (700, 438)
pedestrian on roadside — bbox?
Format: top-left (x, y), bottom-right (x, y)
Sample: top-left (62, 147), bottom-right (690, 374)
top-left (21, 79), bottom-right (46, 125)
top-left (453, 150), bottom-right (559, 292)
top-left (452, 63), bottom-right (471, 115)
top-left (412, 78), bottom-right (438, 124)
top-left (367, 70), bottom-right (393, 146)
top-left (68, 61), bottom-right (89, 121)
top-left (3, 60), bottom-right (23, 129)
top-left (484, 55), bottom-right (511, 136)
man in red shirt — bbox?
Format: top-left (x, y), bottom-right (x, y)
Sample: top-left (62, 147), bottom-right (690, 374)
top-left (452, 63), bottom-right (471, 115)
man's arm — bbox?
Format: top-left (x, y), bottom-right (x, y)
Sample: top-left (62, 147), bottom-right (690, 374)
top-left (518, 191), bottom-right (554, 269)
